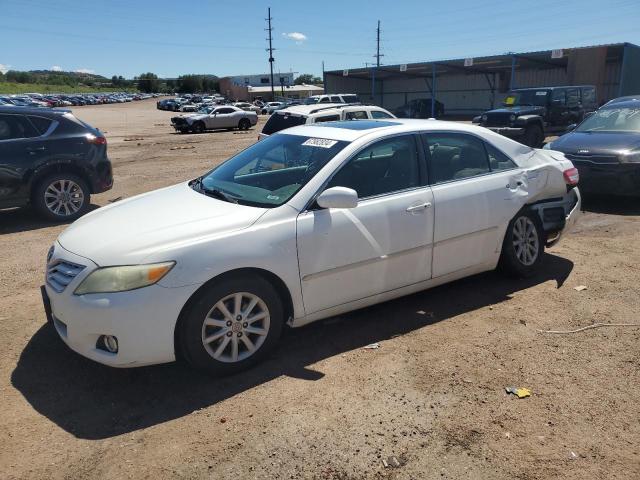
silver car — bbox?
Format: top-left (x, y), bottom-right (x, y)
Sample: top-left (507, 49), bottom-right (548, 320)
top-left (171, 105), bottom-right (258, 133)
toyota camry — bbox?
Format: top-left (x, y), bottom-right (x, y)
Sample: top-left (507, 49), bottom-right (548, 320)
top-left (42, 119), bottom-right (581, 374)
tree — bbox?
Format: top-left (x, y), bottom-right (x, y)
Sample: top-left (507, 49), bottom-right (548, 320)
top-left (294, 73), bottom-right (322, 85)
top-left (177, 75), bottom-right (203, 93)
top-left (0, 71), bottom-right (4, 82)
top-left (137, 72), bottom-right (160, 93)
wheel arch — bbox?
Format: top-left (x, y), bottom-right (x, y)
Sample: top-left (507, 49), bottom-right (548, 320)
top-left (29, 162), bottom-right (94, 197)
top-left (173, 267), bottom-right (294, 360)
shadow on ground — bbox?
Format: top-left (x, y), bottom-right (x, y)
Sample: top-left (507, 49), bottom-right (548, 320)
top-left (0, 204), bottom-right (100, 235)
top-left (12, 254), bottom-right (572, 440)
top-left (581, 194), bottom-right (640, 216)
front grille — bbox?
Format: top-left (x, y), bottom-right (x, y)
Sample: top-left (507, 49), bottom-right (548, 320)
top-left (171, 117), bottom-right (187, 126)
top-left (484, 113), bottom-right (512, 127)
top-left (565, 153), bottom-right (620, 164)
top-left (46, 260), bottom-right (85, 293)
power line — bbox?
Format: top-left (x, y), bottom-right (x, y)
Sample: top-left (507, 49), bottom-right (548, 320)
top-left (266, 7), bottom-right (275, 101)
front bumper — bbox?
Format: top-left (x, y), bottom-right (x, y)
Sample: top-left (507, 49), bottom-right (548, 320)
top-left (43, 243), bottom-right (198, 368)
top-left (485, 126), bottom-right (525, 138)
top-left (573, 162), bottom-right (640, 197)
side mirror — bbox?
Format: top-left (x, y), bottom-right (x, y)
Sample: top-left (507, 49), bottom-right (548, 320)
top-left (565, 123), bottom-right (577, 133)
top-left (316, 186), bottom-right (358, 209)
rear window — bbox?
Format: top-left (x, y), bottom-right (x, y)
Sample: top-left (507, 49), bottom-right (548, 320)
top-left (262, 112), bottom-right (307, 135)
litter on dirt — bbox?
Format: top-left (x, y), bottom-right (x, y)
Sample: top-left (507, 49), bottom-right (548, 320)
top-left (574, 285), bottom-right (588, 291)
top-left (123, 137), bottom-right (144, 141)
top-left (383, 456), bottom-right (401, 468)
top-left (108, 196), bottom-right (123, 203)
top-left (505, 386), bottom-right (531, 398)
top-left (170, 145), bottom-right (196, 150)
top-left (363, 343), bottom-right (380, 350)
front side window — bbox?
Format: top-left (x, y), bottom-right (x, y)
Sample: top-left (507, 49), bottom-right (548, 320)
top-left (318, 97), bottom-right (331, 103)
top-left (551, 89), bottom-right (566, 105)
top-left (326, 135), bottom-right (420, 198)
top-left (422, 133), bottom-right (490, 184)
top-left (197, 134), bottom-right (348, 208)
top-left (566, 88), bottom-right (580, 107)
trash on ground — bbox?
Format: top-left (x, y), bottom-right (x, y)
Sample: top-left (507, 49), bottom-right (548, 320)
top-left (108, 196), bottom-right (123, 203)
top-left (382, 456), bottom-right (401, 468)
top-left (170, 145), bottom-right (195, 150)
top-left (573, 285), bottom-right (588, 291)
top-left (505, 386), bottom-right (531, 398)
top-left (363, 343), bottom-right (380, 350)
top-left (123, 137), bottom-right (144, 141)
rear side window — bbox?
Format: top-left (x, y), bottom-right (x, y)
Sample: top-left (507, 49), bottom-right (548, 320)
top-left (318, 97), bottom-right (331, 104)
top-left (345, 111), bottom-right (368, 120)
top-left (566, 88), bottom-right (580, 107)
top-left (341, 95), bottom-right (359, 104)
top-left (0, 114), bottom-right (40, 140)
top-left (27, 116), bottom-right (53, 135)
top-left (581, 87), bottom-right (596, 106)
top-left (485, 143), bottom-right (517, 172)
top-left (330, 96), bottom-right (342, 103)
top-left (371, 110), bottom-right (393, 119)
top-left (314, 114), bottom-right (340, 123)
top-left (422, 133), bottom-right (490, 184)
top-left (552, 89), bottom-right (566, 105)
top-left (262, 113), bottom-right (306, 135)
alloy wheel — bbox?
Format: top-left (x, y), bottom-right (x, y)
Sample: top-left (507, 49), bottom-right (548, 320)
top-left (201, 292), bottom-right (270, 363)
top-left (44, 179), bottom-right (85, 217)
top-left (512, 216), bottom-right (539, 266)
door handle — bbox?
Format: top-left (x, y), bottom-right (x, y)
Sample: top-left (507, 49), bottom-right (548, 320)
top-left (506, 181), bottom-right (523, 189)
top-left (27, 146), bottom-right (46, 155)
top-left (406, 202), bottom-right (432, 212)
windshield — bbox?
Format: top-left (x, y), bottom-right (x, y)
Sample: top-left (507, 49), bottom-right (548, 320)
top-left (576, 107), bottom-right (640, 133)
top-left (195, 134), bottom-right (349, 208)
top-left (198, 106), bottom-right (213, 113)
top-left (503, 90), bottom-right (549, 107)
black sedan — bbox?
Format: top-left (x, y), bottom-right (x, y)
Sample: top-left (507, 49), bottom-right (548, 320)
top-left (545, 98), bottom-right (640, 197)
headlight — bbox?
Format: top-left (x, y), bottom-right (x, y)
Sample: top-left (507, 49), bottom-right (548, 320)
top-left (510, 114), bottom-right (516, 122)
top-left (542, 142), bottom-right (552, 150)
top-left (621, 150), bottom-right (640, 163)
top-left (74, 262), bottom-right (175, 295)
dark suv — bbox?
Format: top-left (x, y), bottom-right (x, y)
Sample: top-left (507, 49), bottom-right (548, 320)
top-left (0, 107), bottom-right (113, 221)
top-left (473, 86), bottom-right (598, 147)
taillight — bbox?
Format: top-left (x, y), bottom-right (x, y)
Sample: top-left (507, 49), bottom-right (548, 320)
top-left (86, 133), bottom-right (107, 145)
top-left (563, 167), bottom-right (579, 186)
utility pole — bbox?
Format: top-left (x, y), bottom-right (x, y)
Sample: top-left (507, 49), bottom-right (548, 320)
top-left (266, 7), bottom-right (275, 101)
top-left (375, 20), bottom-right (383, 67)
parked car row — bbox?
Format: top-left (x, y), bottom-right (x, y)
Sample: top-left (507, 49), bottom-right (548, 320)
top-left (1, 92), bottom-right (166, 108)
top-left (157, 94), bottom-right (226, 112)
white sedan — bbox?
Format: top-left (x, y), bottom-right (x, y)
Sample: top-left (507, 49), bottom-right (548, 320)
top-left (171, 105), bottom-right (257, 133)
top-left (233, 102), bottom-right (261, 113)
top-left (42, 119), bottom-right (581, 374)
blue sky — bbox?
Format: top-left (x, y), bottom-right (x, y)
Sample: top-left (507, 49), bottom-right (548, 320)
top-left (1, 0), bottom-right (639, 79)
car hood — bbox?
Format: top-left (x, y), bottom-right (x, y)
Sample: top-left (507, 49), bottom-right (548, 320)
top-left (549, 131), bottom-right (640, 154)
top-left (57, 182), bottom-right (267, 266)
top-left (487, 105), bottom-right (545, 115)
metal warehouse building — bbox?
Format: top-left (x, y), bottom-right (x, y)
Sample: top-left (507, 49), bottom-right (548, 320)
top-left (324, 43), bottom-right (640, 116)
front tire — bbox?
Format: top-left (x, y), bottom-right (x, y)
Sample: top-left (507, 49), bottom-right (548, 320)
top-left (238, 118), bottom-right (251, 130)
top-left (179, 274), bottom-right (284, 375)
top-left (498, 210), bottom-right (544, 277)
top-left (33, 173), bottom-right (90, 222)
top-left (192, 121), bottom-right (205, 134)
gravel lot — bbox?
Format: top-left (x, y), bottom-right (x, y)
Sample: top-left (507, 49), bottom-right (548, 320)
top-left (1, 99), bottom-right (639, 480)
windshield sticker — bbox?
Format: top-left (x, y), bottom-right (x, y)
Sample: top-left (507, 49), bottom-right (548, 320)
top-left (504, 96), bottom-right (515, 105)
top-left (266, 194), bottom-right (280, 201)
top-left (302, 138), bottom-right (338, 148)
top-left (536, 91), bottom-right (548, 96)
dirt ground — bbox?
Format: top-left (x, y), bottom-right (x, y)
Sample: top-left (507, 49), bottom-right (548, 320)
top-left (1, 99), bottom-right (639, 480)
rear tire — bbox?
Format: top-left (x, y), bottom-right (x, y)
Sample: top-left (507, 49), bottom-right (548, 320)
top-left (498, 210), bottom-right (544, 278)
top-left (33, 173), bottom-right (90, 222)
top-left (179, 274), bottom-right (284, 375)
top-left (523, 124), bottom-right (544, 148)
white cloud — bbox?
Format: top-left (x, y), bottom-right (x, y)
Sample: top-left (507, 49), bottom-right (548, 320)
top-left (75, 68), bottom-right (95, 74)
top-left (51, 65), bottom-right (63, 72)
top-left (282, 32), bottom-right (307, 44)
top-left (0, 63), bottom-right (11, 74)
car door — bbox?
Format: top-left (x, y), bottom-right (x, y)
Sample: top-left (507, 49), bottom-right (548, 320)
top-left (296, 134), bottom-right (434, 315)
top-left (0, 113), bottom-right (44, 208)
top-left (218, 107), bottom-right (238, 128)
top-left (422, 132), bottom-right (526, 278)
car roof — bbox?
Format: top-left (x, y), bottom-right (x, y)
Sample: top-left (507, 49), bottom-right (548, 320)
top-left (601, 98), bottom-right (640, 109)
top-left (279, 118), bottom-right (534, 157)
top-left (276, 103), bottom-right (383, 116)
top-left (0, 106), bottom-right (71, 115)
